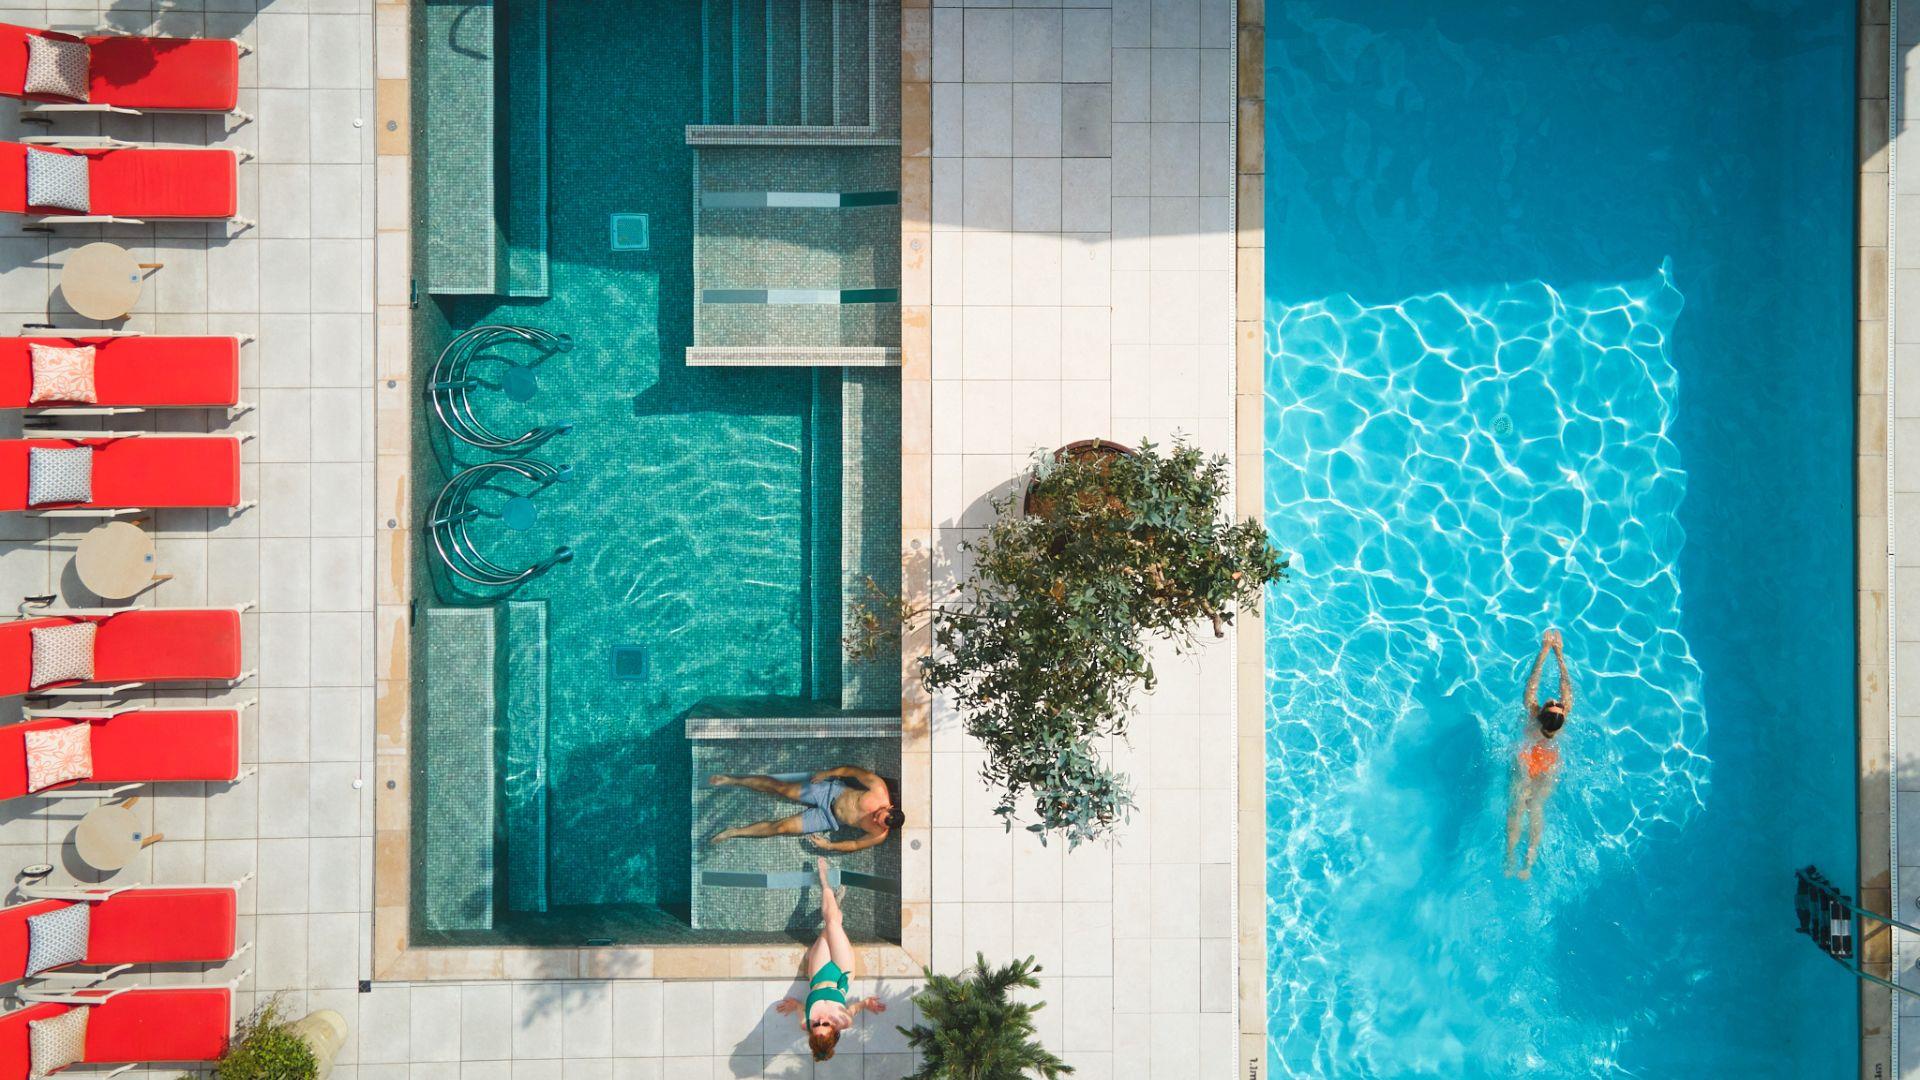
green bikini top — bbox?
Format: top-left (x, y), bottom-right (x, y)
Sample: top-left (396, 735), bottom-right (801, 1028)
top-left (805, 960), bottom-right (851, 1016)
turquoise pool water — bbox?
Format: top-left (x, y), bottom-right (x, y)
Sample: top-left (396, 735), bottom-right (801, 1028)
top-left (1264, 4), bottom-right (1856, 1074)
top-left (410, 0), bottom-right (900, 944)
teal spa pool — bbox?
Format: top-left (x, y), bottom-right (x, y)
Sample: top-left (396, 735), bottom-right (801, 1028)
top-left (405, 0), bottom-right (902, 945)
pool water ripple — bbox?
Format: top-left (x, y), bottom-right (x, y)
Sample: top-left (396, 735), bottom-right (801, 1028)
top-left (1265, 267), bottom-right (1715, 1074)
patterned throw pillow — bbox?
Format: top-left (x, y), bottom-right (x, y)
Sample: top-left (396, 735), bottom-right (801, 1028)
top-left (23, 901), bottom-right (88, 976)
top-left (22, 36), bottom-right (88, 102)
top-left (26, 446), bottom-right (91, 507)
top-left (23, 724), bottom-right (91, 793)
top-left (24, 150), bottom-right (87, 214)
top-left (28, 345), bottom-right (96, 405)
top-left (27, 1007), bottom-right (86, 1077)
top-left (28, 622), bottom-right (94, 689)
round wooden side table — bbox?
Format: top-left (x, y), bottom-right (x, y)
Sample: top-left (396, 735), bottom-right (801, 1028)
top-left (60, 242), bottom-right (161, 321)
top-left (74, 797), bottom-right (161, 872)
top-left (73, 521), bottom-right (168, 600)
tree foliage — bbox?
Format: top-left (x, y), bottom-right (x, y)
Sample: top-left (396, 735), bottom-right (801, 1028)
top-left (899, 954), bottom-right (1072, 1080)
top-left (853, 438), bottom-right (1286, 847)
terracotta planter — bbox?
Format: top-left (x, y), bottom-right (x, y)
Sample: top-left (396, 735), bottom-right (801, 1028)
top-left (288, 1009), bottom-right (348, 1079)
top-left (1022, 439), bottom-right (1134, 518)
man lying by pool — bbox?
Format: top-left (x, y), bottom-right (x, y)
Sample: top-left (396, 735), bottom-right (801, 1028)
top-left (707, 766), bottom-right (904, 852)
top-left (1505, 628), bottom-right (1573, 881)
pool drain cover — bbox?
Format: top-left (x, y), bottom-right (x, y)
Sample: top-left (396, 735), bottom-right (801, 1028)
top-left (503, 366), bottom-right (538, 402)
top-left (1492, 413), bottom-right (1514, 437)
top-left (501, 496), bottom-right (538, 531)
top-left (610, 213), bottom-right (650, 251)
top-left (612, 645), bottom-right (648, 681)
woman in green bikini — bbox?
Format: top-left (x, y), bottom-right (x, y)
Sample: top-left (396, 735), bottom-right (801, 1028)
top-left (774, 857), bottom-right (887, 1061)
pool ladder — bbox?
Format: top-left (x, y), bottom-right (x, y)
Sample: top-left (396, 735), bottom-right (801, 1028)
top-left (428, 458), bottom-right (574, 588)
top-left (1794, 865), bottom-right (1919, 998)
top-left (429, 325), bottom-right (575, 451)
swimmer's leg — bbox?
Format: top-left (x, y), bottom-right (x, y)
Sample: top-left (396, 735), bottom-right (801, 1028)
top-left (1520, 785), bottom-right (1553, 880)
top-left (1503, 776), bottom-right (1526, 877)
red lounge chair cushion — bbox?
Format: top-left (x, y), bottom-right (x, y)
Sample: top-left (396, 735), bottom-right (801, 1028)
top-left (83, 988), bottom-right (231, 1065)
top-left (84, 36), bottom-right (239, 112)
top-left (0, 710), bottom-right (241, 799)
top-left (0, 337), bottom-right (239, 409)
top-left (0, 437), bottom-right (241, 510)
top-left (87, 889), bottom-right (238, 967)
top-left (0, 888), bottom-right (237, 985)
top-left (0, 989), bottom-right (228, 1076)
top-left (0, 26), bottom-right (238, 111)
top-left (0, 610), bottom-right (244, 696)
top-left (0, 144), bottom-right (236, 219)
top-left (87, 147), bottom-right (235, 219)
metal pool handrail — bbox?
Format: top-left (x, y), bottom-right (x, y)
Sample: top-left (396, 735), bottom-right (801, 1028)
top-left (428, 458), bottom-right (573, 587)
top-left (1795, 865), bottom-right (1919, 998)
top-left (429, 325), bottom-right (575, 451)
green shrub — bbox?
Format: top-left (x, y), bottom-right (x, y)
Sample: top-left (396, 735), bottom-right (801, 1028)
top-left (899, 954), bottom-right (1071, 1079)
top-left (205, 998), bottom-right (318, 1080)
top-left (853, 437), bottom-right (1286, 846)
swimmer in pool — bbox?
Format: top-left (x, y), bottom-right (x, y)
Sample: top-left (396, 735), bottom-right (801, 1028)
top-left (1505, 628), bottom-right (1573, 880)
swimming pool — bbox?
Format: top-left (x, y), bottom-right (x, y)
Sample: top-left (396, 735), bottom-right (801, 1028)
top-left (406, 0), bottom-right (901, 946)
top-left (1263, 4), bottom-right (1857, 1074)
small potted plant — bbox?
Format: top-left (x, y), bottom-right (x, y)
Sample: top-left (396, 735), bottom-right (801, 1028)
top-left (198, 998), bottom-right (347, 1080)
top-left (898, 954), bottom-right (1071, 1079)
top-left (1021, 438), bottom-right (1133, 518)
top-left (852, 437), bottom-right (1286, 847)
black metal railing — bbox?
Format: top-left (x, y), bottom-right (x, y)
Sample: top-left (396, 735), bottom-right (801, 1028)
top-left (1795, 865), bottom-right (1915, 998)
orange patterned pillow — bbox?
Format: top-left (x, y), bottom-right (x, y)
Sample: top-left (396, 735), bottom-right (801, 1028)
top-left (28, 344), bottom-right (95, 405)
top-left (23, 724), bottom-right (91, 793)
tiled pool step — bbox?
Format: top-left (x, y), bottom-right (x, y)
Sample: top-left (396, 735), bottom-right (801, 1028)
top-left (502, 0), bottom-right (549, 298)
top-left (689, 144), bottom-right (901, 360)
top-left (701, 0), bottom-right (874, 129)
top-left (421, 2), bottom-right (502, 295)
top-left (687, 726), bottom-right (900, 940)
top-left (419, 606), bottom-right (499, 933)
top-left (685, 346), bottom-right (897, 367)
top-left (805, 369), bottom-right (844, 707)
top-left (839, 368), bottom-right (899, 712)
top-left (420, 0), bottom-right (549, 297)
top-left (501, 599), bottom-right (550, 914)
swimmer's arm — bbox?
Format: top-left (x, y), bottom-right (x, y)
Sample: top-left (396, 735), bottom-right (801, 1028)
top-left (1554, 648), bottom-right (1573, 710)
top-left (849, 996), bottom-right (886, 1016)
top-left (1524, 642), bottom-right (1549, 716)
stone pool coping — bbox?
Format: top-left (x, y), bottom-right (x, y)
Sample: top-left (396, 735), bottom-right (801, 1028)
top-left (1233, 0), bottom-right (1266, 1073)
top-left (368, 0), bottom-right (932, 982)
top-left (1862, 0), bottom-right (1894, 1071)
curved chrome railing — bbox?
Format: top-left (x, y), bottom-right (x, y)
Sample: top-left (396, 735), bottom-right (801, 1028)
top-left (429, 325), bottom-right (575, 451)
top-left (428, 459), bottom-right (573, 587)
